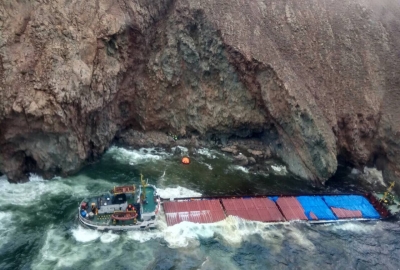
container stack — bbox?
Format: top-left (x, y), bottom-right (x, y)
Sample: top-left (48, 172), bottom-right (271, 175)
top-left (162, 194), bottom-right (383, 226)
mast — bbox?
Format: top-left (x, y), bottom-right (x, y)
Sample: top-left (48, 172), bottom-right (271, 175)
top-left (140, 173), bottom-right (147, 202)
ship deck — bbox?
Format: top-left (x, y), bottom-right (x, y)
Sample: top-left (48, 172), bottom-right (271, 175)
top-left (142, 186), bottom-right (156, 213)
top-left (82, 186), bottom-right (157, 226)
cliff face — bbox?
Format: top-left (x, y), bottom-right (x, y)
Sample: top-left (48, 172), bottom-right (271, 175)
top-left (0, 0), bottom-right (399, 189)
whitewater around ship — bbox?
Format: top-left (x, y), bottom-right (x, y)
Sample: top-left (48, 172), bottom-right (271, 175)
top-left (78, 174), bottom-right (160, 231)
top-left (78, 173), bottom-right (399, 231)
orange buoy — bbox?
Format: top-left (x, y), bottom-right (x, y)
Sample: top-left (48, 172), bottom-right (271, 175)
top-left (181, 156), bottom-right (190, 164)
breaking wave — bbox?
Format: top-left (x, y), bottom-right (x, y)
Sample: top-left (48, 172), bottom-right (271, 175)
top-left (34, 227), bottom-right (125, 270)
top-left (229, 165), bottom-right (249, 173)
top-left (106, 146), bottom-right (172, 165)
top-left (327, 221), bottom-right (381, 233)
top-left (71, 226), bottom-right (102, 243)
top-left (271, 165), bottom-right (288, 175)
top-left (122, 186), bottom-right (308, 250)
top-left (0, 174), bottom-right (90, 206)
top-left (0, 211), bottom-right (14, 249)
top-left (195, 148), bottom-right (218, 159)
top-left (199, 161), bottom-right (213, 170)
top-left (126, 230), bottom-right (163, 243)
top-left (157, 186), bottom-right (202, 199)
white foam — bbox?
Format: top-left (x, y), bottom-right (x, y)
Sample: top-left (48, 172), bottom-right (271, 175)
top-left (139, 187), bottom-right (296, 249)
top-left (106, 146), bottom-right (171, 165)
top-left (160, 170), bottom-right (166, 178)
top-left (199, 161), bottom-right (213, 170)
top-left (126, 230), bottom-right (163, 243)
top-left (157, 215), bottom-right (290, 249)
top-left (137, 210), bottom-right (287, 249)
top-left (362, 167), bottom-right (386, 187)
top-left (29, 173), bottom-right (46, 182)
top-left (33, 227), bottom-right (125, 269)
top-left (329, 222), bottom-right (379, 233)
top-left (35, 217), bottom-right (316, 267)
top-left (0, 212), bottom-right (14, 248)
top-left (34, 227), bottom-right (87, 268)
top-left (71, 225), bottom-right (101, 242)
top-left (162, 221), bottom-right (215, 248)
top-left (230, 165), bottom-right (249, 173)
top-left (213, 216), bottom-right (286, 246)
top-left (0, 211), bottom-right (13, 223)
top-left (286, 226), bottom-right (315, 251)
top-left (195, 148), bottom-right (217, 159)
top-left (100, 231), bottom-right (120, 243)
top-left (35, 228), bottom-right (69, 265)
top-left (271, 165), bottom-right (288, 174)
top-left (0, 174), bottom-right (90, 206)
top-left (157, 186), bottom-right (202, 199)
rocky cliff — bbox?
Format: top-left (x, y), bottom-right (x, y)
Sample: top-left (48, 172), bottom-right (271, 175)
top-left (0, 0), bottom-right (399, 189)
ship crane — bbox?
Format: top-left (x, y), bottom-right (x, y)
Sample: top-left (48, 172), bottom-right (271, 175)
top-left (380, 181), bottom-right (396, 205)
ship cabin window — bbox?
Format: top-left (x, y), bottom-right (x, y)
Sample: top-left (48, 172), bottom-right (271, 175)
top-left (112, 193), bottom-right (127, 204)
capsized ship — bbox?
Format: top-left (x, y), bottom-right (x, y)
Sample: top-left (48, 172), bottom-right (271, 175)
top-left (78, 174), bottom-right (160, 231)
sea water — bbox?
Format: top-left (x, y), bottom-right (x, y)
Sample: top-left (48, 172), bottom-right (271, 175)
top-left (0, 146), bottom-right (399, 269)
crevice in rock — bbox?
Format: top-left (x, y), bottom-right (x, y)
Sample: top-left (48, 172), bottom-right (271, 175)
top-left (22, 155), bottom-right (37, 176)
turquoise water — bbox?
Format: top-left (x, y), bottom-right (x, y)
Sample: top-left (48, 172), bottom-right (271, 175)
top-left (0, 146), bottom-right (398, 269)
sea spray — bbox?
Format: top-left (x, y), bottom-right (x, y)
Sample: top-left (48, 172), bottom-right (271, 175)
top-left (106, 146), bottom-right (171, 165)
top-left (126, 230), bottom-right (163, 243)
top-left (100, 231), bottom-right (120, 243)
top-left (0, 211), bottom-right (14, 249)
top-left (126, 187), bottom-right (309, 250)
top-left (271, 165), bottom-right (288, 175)
top-left (195, 148), bottom-right (219, 159)
top-left (34, 227), bottom-right (127, 270)
top-left (328, 221), bottom-right (381, 233)
top-left (285, 226), bottom-right (316, 251)
top-left (71, 226), bottom-right (101, 243)
top-left (198, 161), bottom-right (213, 170)
top-left (229, 165), bottom-right (249, 173)
top-left (156, 186), bottom-right (202, 199)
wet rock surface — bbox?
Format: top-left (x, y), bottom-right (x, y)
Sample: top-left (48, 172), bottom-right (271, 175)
top-left (221, 146), bottom-right (238, 155)
top-left (233, 153), bottom-right (249, 166)
top-left (0, 0), bottom-right (400, 191)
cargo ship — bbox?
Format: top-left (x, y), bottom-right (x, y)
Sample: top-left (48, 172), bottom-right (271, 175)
top-left (78, 174), bottom-right (161, 231)
top-left (78, 178), bottom-right (399, 231)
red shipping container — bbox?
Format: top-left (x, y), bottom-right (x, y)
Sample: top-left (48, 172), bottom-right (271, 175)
top-left (276, 197), bottom-right (308, 221)
top-left (221, 198), bottom-right (285, 222)
top-left (163, 200), bottom-right (226, 226)
top-left (331, 207), bottom-right (362, 219)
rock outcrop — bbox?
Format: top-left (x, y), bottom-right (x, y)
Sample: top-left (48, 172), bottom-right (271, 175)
top-left (0, 0), bottom-right (400, 190)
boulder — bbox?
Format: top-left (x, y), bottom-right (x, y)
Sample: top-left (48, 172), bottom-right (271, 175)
top-left (248, 157), bottom-right (256, 165)
top-left (221, 146), bottom-right (238, 155)
top-left (234, 153), bottom-right (248, 166)
top-left (248, 149), bottom-right (264, 158)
